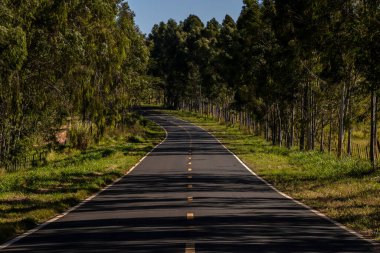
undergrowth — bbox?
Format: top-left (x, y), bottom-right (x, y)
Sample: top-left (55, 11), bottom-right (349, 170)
top-left (0, 116), bottom-right (165, 243)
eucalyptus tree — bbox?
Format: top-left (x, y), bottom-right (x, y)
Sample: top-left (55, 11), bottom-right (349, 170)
top-left (356, 0), bottom-right (380, 165)
top-left (180, 15), bottom-right (205, 111)
top-left (314, 0), bottom-right (363, 157)
top-left (149, 19), bottom-right (185, 108)
top-left (0, 0), bottom-right (151, 168)
top-left (0, 1), bottom-right (28, 167)
top-left (235, 0), bottom-right (263, 112)
top-left (200, 18), bottom-right (222, 107)
top-left (111, 2), bottom-right (150, 127)
top-left (145, 0), bottom-right (380, 164)
top-left (218, 15), bottom-right (238, 89)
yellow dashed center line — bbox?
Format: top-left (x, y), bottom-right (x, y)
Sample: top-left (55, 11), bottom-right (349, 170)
top-left (187, 212), bottom-right (194, 220)
top-left (184, 135), bottom-right (195, 252)
top-left (185, 243), bottom-right (195, 253)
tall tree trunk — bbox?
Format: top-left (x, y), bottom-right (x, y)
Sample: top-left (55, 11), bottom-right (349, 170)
top-left (272, 107), bottom-right (277, 145)
top-left (343, 82), bottom-right (352, 156)
top-left (289, 102), bottom-right (295, 148)
top-left (370, 89), bottom-right (377, 167)
top-left (311, 92), bottom-right (317, 150)
top-left (277, 104), bottom-right (282, 146)
top-left (300, 86), bottom-right (307, 151)
top-left (320, 114), bottom-right (324, 152)
top-left (337, 83), bottom-right (346, 158)
top-left (265, 114), bottom-right (269, 141)
top-left (346, 97), bottom-right (352, 156)
top-left (306, 88), bottom-right (313, 150)
top-left (328, 109), bottom-right (333, 154)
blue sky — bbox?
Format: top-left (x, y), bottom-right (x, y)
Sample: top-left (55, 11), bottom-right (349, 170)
top-left (127, 0), bottom-right (244, 35)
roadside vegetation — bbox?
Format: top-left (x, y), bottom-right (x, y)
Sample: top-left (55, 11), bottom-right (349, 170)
top-left (150, 0), bottom-right (380, 243)
top-left (0, 116), bottom-right (165, 244)
top-left (1, 1), bottom-right (165, 243)
top-left (1, 0), bottom-right (379, 246)
top-left (149, 0), bottom-right (380, 166)
top-left (0, 1), bottom-right (160, 170)
top-left (167, 110), bottom-right (380, 241)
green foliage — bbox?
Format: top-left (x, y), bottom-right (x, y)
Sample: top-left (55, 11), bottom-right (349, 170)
top-left (127, 134), bottom-right (145, 143)
top-left (0, 26), bottom-right (27, 71)
top-left (150, 0), bottom-right (380, 163)
top-left (167, 109), bottom-right (380, 240)
top-left (68, 122), bottom-right (95, 150)
top-left (0, 116), bottom-right (165, 243)
top-left (0, 1), bottom-right (150, 168)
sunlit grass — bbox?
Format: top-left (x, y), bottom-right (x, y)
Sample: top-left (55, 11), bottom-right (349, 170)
top-left (167, 109), bottom-right (380, 241)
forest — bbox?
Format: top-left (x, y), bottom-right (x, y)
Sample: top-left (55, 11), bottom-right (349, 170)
top-left (149, 0), bottom-right (380, 166)
top-left (0, 0), bottom-right (380, 170)
top-left (2, 0), bottom-right (380, 245)
top-left (0, 1), bottom-right (153, 170)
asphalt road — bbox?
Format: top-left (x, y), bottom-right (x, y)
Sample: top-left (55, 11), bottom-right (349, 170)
top-left (1, 111), bottom-right (376, 252)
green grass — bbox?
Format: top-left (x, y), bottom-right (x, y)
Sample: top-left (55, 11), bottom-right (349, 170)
top-left (0, 119), bottom-right (165, 243)
top-left (166, 109), bottom-right (380, 241)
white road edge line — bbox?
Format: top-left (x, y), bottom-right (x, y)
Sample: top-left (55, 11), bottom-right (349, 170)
top-left (0, 115), bottom-right (169, 250)
top-left (171, 113), bottom-right (377, 247)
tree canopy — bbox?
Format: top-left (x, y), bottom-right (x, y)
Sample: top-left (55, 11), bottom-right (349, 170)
top-left (148, 0), bottom-right (380, 165)
top-left (0, 1), bottom-right (150, 169)
top-left (1, 0), bottom-right (380, 168)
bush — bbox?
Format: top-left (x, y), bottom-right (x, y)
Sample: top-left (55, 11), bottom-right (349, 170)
top-left (69, 122), bottom-right (94, 150)
top-left (102, 148), bottom-right (116, 157)
top-left (127, 134), bottom-right (145, 143)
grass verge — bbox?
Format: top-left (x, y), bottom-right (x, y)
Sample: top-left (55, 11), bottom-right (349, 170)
top-left (166, 109), bottom-right (380, 241)
top-left (0, 117), bottom-right (165, 244)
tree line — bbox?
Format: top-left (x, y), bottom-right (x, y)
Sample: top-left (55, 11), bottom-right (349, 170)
top-left (0, 1), bottom-right (150, 169)
top-left (148, 0), bottom-right (380, 165)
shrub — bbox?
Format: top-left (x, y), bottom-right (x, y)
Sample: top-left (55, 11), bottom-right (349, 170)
top-left (69, 122), bottom-right (94, 150)
top-left (127, 134), bottom-right (145, 143)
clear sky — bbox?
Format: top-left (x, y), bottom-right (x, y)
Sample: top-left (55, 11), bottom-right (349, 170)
top-left (127, 0), bottom-right (244, 35)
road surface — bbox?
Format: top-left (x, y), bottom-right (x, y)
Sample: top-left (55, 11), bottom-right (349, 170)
top-left (1, 111), bottom-right (376, 252)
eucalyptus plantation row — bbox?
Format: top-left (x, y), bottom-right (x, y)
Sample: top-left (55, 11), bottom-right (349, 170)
top-left (0, 1), bottom-right (150, 169)
top-left (149, 0), bottom-right (380, 165)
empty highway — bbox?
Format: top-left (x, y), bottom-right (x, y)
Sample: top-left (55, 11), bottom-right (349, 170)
top-left (1, 111), bottom-right (375, 252)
